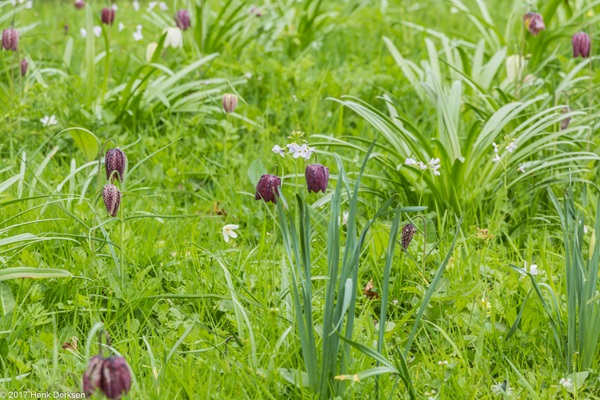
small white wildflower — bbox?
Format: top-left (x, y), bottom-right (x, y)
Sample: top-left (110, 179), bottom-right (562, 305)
top-left (525, 262), bottom-right (538, 276)
top-left (132, 25), bottom-right (143, 41)
top-left (342, 211), bottom-right (349, 226)
top-left (159, 2), bottom-right (168, 10)
top-left (392, 299), bottom-right (399, 306)
top-left (148, 1), bottom-right (157, 10)
top-left (272, 145), bottom-right (285, 157)
top-left (25, 0), bottom-right (32, 8)
top-left (429, 158), bottom-right (441, 176)
top-left (405, 158), bottom-right (418, 166)
top-left (491, 381), bottom-right (513, 396)
top-left (492, 142), bottom-right (499, 153)
top-left (244, 72), bottom-right (253, 79)
top-left (418, 161), bottom-right (428, 171)
top-left (111, 4), bottom-right (117, 10)
top-left (506, 140), bottom-right (517, 153)
top-left (559, 377), bottom-right (572, 389)
top-left (118, 22), bottom-right (125, 32)
top-left (492, 154), bottom-right (501, 163)
top-left (40, 115), bottom-right (58, 127)
top-left (133, 0), bottom-right (140, 11)
top-left (518, 164), bottom-right (525, 173)
top-left (80, 28), bottom-right (87, 38)
top-left (222, 224), bottom-right (239, 243)
top-left (437, 360), bottom-right (449, 365)
top-left (93, 26), bottom-right (102, 37)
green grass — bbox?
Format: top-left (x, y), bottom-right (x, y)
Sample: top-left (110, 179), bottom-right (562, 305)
top-left (1, 0), bottom-right (600, 398)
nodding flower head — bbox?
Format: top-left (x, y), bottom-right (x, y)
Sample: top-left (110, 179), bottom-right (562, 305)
top-left (572, 32), bottom-right (591, 58)
top-left (2, 28), bottom-right (19, 51)
top-left (101, 8), bottom-right (116, 25)
top-left (105, 148), bottom-right (127, 182)
top-left (305, 163), bottom-right (329, 193)
top-left (401, 223), bottom-right (417, 250)
top-left (102, 184), bottom-right (122, 217)
top-left (255, 174), bottom-right (281, 204)
top-left (560, 107), bottom-right (571, 130)
top-left (175, 9), bottom-right (191, 30)
top-left (523, 12), bottom-right (545, 36)
top-left (83, 355), bottom-right (132, 399)
top-left (20, 59), bottom-right (28, 76)
top-left (222, 93), bottom-right (238, 113)
top-left (74, 0), bottom-right (84, 9)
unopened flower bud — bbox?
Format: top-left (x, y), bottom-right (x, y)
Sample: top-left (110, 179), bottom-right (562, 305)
top-left (222, 93), bottom-right (238, 113)
top-left (401, 223), bottom-right (417, 250)
top-left (83, 355), bottom-right (132, 399)
top-left (523, 12), bottom-right (545, 36)
top-left (74, 0), bottom-right (84, 9)
top-left (175, 9), bottom-right (191, 31)
top-left (105, 148), bottom-right (127, 182)
top-left (101, 8), bottom-right (115, 25)
top-left (305, 163), bottom-right (329, 193)
top-left (572, 32), bottom-right (591, 58)
top-left (102, 184), bottom-right (121, 217)
top-left (2, 28), bottom-right (19, 51)
top-left (560, 107), bottom-right (571, 130)
top-left (255, 174), bottom-right (281, 204)
top-left (20, 59), bottom-right (28, 76)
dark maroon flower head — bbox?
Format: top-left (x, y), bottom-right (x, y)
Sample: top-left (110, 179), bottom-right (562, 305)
top-left (2, 28), bottom-right (19, 51)
top-left (255, 174), bottom-right (281, 203)
top-left (74, 0), bottom-right (84, 9)
top-left (305, 163), bottom-right (329, 193)
top-left (248, 5), bottom-right (263, 17)
top-left (175, 9), bottom-right (191, 31)
top-left (105, 148), bottom-right (127, 182)
top-left (222, 93), bottom-right (238, 113)
top-left (572, 32), bottom-right (591, 58)
top-left (560, 107), bottom-right (571, 130)
top-left (523, 12), bottom-right (545, 36)
top-left (101, 356), bottom-right (133, 399)
top-left (401, 223), bottom-right (417, 250)
top-left (101, 8), bottom-right (116, 25)
top-left (83, 355), bottom-right (105, 396)
top-left (20, 59), bottom-right (28, 77)
top-left (83, 355), bottom-right (132, 399)
top-left (102, 184), bottom-right (121, 217)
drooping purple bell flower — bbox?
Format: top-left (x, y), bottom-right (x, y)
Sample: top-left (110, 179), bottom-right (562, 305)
top-left (20, 59), bottom-right (28, 76)
top-left (255, 174), bottom-right (281, 204)
top-left (74, 0), bottom-right (84, 9)
top-left (401, 223), bottom-right (417, 250)
top-left (102, 184), bottom-right (122, 217)
top-left (2, 28), bottom-right (19, 51)
top-left (175, 9), bottom-right (191, 31)
top-left (560, 107), bottom-right (571, 130)
top-left (572, 32), bottom-right (591, 58)
top-left (101, 8), bottom-right (116, 25)
top-left (83, 355), bottom-right (132, 399)
top-left (222, 93), bottom-right (238, 113)
top-left (305, 163), bottom-right (329, 193)
top-left (105, 148), bottom-right (127, 182)
top-left (523, 12), bottom-right (545, 36)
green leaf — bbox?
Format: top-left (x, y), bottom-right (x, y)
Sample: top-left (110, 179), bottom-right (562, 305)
top-left (70, 129), bottom-right (100, 162)
top-left (0, 267), bottom-right (73, 281)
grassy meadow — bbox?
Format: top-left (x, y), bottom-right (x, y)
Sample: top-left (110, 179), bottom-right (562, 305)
top-left (1, 0), bottom-right (600, 398)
